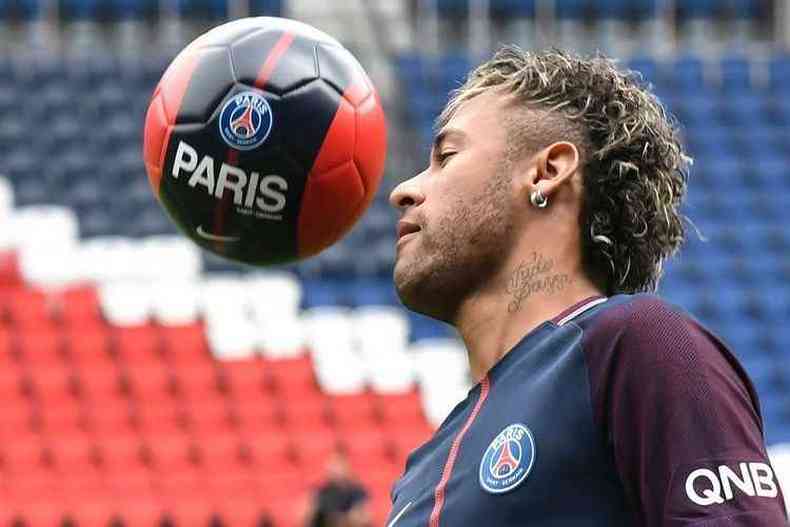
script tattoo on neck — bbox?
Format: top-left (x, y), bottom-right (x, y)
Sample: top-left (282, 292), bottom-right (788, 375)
top-left (506, 252), bottom-right (571, 313)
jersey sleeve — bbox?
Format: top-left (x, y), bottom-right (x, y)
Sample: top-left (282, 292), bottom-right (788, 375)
top-left (582, 297), bottom-right (788, 526)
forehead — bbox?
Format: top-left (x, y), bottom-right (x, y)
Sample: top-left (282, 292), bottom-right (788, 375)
top-left (439, 90), bottom-right (513, 143)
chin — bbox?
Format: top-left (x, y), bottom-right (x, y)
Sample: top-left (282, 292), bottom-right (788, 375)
top-left (393, 261), bottom-right (457, 324)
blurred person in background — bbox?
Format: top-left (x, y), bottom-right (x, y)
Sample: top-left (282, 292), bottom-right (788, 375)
top-left (386, 45), bottom-right (788, 526)
top-left (306, 453), bottom-right (372, 527)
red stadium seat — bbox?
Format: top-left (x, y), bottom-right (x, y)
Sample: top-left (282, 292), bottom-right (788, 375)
top-left (37, 398), bottom-right (88, 438)
top-left (0, 250), bottom-right (22, 287)
top-left (85, 398), bottom-right (135, 438)
top-left (281, 396), bottom-right (331, 432)
top-left (114, 492), bottom-right (165, 526)
top-left (338, 428), bottom-right (394, 473)
top-left (77, 362), bottom-right (126, 402)
top-left (30, 364), bottom-right (79, 406)
top-left (290, 428), bottom-right (340, 470)
top-left (99, 436), bottom-right (150, 475)
top-left (377, 390), bottom-right (427, 428)
top-left (1, 432), bottom-right (55, 477)
top-left (220, 356), bottom-right (271, 400)
top-left (183, 399), bottom-right (235, 436)
top-left (59, 286), bottom-right (102, 328)
top-left (112, 325), bottom-right (163, 365)
top-left (17, 327), bottom-right (65, 366)
top-left (268, 355), bottom-right (320, 398)
top-left (232, 396), bottom-right (283, 436)
top-left (172, 361), bottom-right (225, 403)
top-left (243, 430), bottom-right (295, 472)
top-left (7, 289), bottom-right (56, 329)
top-left (65, 325), bottom-right (111, 367)
top-left (123, 362), bottom-right (178, 404)
top-left (194, 430), bottom-right (247, 473)
top-left (160, 324), bottom-right (209, 364)
top-left (0, 363), bottom-right (27, 400)
top-left (329, 392), bottom-right (380, 429)
top-left (0, 395), bottom-right (35, 441)
top-left (0, 328), bottom-right (15, 359)
top-left (133, 399), bottom-right (188, 437)
top-left (51, 435), bottom-right (102, 474)
top-left (145, 432), bottom-right (201, 474)
top-left (215, 497), bottom-right (266, 527)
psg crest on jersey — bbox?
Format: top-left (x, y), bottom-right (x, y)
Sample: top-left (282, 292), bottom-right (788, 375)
top-left (479, 423), bottom-right (536, 494)
top-left (218, 90), bottom-right (274, 151)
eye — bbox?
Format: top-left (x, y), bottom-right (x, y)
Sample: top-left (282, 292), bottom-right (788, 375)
top-left (436, 151), bottom-right (456, 167)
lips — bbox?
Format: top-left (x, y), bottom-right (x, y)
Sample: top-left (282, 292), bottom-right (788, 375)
top-left (397, 220), bottom-right (421, 240)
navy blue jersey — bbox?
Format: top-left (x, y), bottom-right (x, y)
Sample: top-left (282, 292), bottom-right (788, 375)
top-left (386, 294), bottom-right (787, 526)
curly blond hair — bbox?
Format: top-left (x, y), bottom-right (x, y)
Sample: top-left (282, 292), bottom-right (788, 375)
top-left (438, 46), bottom-right (690, 294)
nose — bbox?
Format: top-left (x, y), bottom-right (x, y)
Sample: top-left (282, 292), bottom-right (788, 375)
top-left (389, 173), bottom-right (425, 212)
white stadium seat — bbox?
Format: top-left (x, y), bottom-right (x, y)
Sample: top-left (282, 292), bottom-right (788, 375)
top-left (205, 316), bottom-right (259, 360)
top-left (98, 279), bottom-right (153, 327)
top-left (409, 338), bottom-right (471, 427)
top-left (352, 305), bottom-right (410, 358)
top-left (9, 205), bottom-right (79, 251)
top-left (365, 351), bottom-right (416, 394)
top-left (246, 271), bottom-right (303, 320)
top-left (149, 279), bottom-right (201, 326)
top-left (257, 313), bottom-right (305, 359)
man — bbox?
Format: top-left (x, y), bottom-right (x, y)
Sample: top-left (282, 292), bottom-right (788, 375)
top-left (386, 46), bottom-right (788, 526)
top-left (306, 453), bottom-right (373, 527)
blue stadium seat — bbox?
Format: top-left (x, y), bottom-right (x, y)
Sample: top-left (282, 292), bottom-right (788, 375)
top-left (677, 0), bottom-right (719, 18)
top-left (670, 55), bottom-right (707, 93)
top-left (596, 0), bottom-right (657, 19)
top-left (60, 0), bottom-right (99, 19)
top-left (490, 0), bottom-right (535, 17)
top-left (769, 55), bottom-right (790, 91)
top-left (436, 0), bottom-right (468, 17)
top-left (408, 312), bottom-right (455, 341)
top-left (627, 56), bottom-right (659, 86)
top-left (348, 278), bottom-right (399, 307)
top-left (554, 0), bottom-right (590, 19)
top-left (302, 279), bottom-right (347, 308)
top-left (250, 0), bottom-right (283, 16)
top-left (719, 56), bottom-right (752, 93)
top-left (0, 0), bottom-right (40, 20)
top-left (175, 0), bottom-right (227, 19)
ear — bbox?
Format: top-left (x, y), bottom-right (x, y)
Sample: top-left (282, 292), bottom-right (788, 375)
top-left (531, 141), bottom-right (580, 197)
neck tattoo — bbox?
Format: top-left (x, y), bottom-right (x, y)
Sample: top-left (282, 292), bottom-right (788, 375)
top-left (506, 252), bottom-right (570, 313)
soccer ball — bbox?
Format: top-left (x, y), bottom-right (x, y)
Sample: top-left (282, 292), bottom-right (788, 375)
top-left (143, 17), bottom-right (387, 266)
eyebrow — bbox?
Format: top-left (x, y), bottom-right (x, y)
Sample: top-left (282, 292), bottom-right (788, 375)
top-left (432, 128), bottom-right (467, 153)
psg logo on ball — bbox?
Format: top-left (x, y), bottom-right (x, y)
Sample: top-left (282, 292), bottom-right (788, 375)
top-left (218, 90), bottom-right (274, 151)
top-left (479, 423), bottom-right (536, 494)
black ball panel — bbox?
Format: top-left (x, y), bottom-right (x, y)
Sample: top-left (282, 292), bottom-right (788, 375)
top-left (175, 47), bottom-right (236, 125)
top-left (231, 32), bottom-right (320, 95)
top-left (316, 43), bottom-right (371, 104)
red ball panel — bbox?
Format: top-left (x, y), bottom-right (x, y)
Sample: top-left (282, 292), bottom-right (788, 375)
top-left (355, 90), bottom-right (387, 208)
top-left (142, 50), bottom-right (201, 195)
top-left (297, 161), bottom-right (365, 259)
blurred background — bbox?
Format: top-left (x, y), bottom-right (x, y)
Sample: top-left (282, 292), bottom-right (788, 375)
top-left (0, 0), bottom-right (787, 526)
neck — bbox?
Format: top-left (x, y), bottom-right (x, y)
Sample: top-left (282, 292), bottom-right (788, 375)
top-left (453, 248), bottom-right (603, 382)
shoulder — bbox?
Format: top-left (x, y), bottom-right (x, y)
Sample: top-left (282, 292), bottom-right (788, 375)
top-left (577, 293), bottom-right (727, 368)
top-left (576, 294), bottom-right (757, 412)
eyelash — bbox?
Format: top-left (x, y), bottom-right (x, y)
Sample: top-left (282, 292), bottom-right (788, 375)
top-left (436, 151), bottom-right (455, 166)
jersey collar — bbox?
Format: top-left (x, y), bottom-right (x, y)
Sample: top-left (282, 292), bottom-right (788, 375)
top-left (550, 295), bottom-right (608, 326)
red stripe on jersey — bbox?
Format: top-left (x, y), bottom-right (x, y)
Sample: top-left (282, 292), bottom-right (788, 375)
top-left (550, 295), bottom-right (607, 326)
top-left (429, 376), bottom-right (490, 527)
